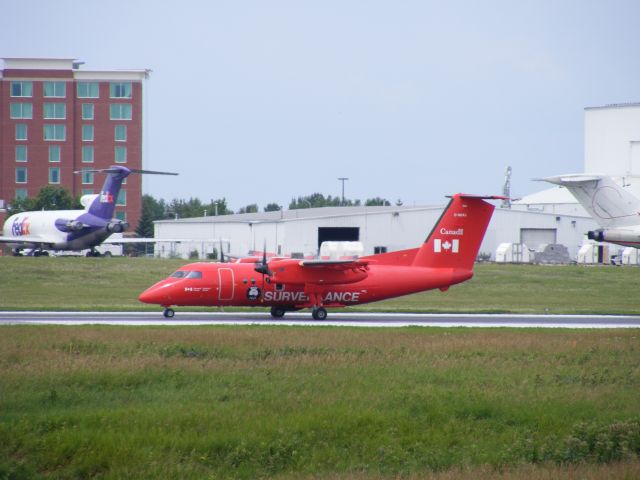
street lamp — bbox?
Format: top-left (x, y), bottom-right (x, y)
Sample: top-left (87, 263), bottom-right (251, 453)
top-left (338, 177), bottom-right (349, 206)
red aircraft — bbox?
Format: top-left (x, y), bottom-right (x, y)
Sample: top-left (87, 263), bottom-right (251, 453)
top-left (139, 194), bottom-right (501, 319)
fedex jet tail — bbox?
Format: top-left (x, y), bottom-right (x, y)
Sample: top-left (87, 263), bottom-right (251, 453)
top-left (75, 166), bottom-right (177, 221)
top-left (542, 174), bottom-right (640, 229)
top-left (412, 194), bottom-right (502, 270)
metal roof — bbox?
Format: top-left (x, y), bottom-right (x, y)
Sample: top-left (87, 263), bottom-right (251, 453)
top-left (154, 204), bottom-right (444, 225)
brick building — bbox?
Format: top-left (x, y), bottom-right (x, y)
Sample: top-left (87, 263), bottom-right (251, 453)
top-left (0, 58), bottom-right (149, 228)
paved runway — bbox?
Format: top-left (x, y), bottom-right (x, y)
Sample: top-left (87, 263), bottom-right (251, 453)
top-left (1, 311), bottom-right (640, 328)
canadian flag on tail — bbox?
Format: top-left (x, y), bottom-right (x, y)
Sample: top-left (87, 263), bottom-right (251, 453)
top-left (433, 238), bottom-right (459, 253)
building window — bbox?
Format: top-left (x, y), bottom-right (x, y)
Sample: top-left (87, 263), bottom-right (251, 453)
top-left (16, 167), bottom-right (27, 184)
top-left (81, 169), bottom-right (94, 184)
top-left (82, 103), bottom-right (94, 120)
top-left (15, 124), bottom-right (27, 141)
top-left (77, 82), bottom-right (99, 98)
top-left (82, 146), bottom-right (94, 163)
top-left (11, 81), bottom-right (32, 97)
top-left (43, 124), bottom-right (66, 141)
top-left (82, 124), bottom-right (94, 141)
top-left (115, 146), bottom-right (127, 163)
top-left (115, 211), bottom-right (126, 221)
top-left (15, 188), bottom-right (28, 200)
top-left (49, 167), bottom-right (61, 184)
top-left (110, 104), bottom-right (132, 120)
top-left (43, 103), bottom-right (66, 119)
top-left (116, 190), bottom-right (126, 206)
top-left (15, 146), bottom-right (27, 162)
top-left (110, 82), bottom-right (132, 98)
top-left (44, 81), bottom-right (66, 98)
top-left (10, 103), bottom-right (33, 119)
top-left (49, 146), bottom-right (61, 163)
top-left (115, 125), bottom-right (127, 142)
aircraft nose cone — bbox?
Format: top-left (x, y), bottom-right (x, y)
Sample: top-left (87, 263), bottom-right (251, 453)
top-left (138, 286), bottom-right (164, 304)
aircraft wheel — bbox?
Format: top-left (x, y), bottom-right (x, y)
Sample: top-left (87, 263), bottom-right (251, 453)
top-left (163, 308), bottom-right (175, 318)
top-left (270, 307), bottom-right (286, 318)
top-left (312, 307), bottom-right (327, 321)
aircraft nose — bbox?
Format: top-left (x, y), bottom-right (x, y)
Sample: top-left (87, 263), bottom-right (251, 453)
top-left (138, 284), bottom-right (168, 305)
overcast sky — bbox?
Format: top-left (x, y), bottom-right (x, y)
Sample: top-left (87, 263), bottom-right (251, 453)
top-left (3, 0), bottom-right (639, 210)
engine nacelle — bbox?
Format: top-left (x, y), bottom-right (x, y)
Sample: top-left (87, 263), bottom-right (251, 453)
top-left (588, 228), bottom-right (640, 244)
top-left (587, 230), bottom-right (604, 242)
top-left (67, 220), bottom-right (84, 232)
top-left (107, 221), bottom-right (129, 233)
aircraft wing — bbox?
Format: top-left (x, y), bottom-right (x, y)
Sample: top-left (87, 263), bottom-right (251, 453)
top-left (0, 235), bottom-right (57, 246)
top-left (297, 258), bottom-right (371, 270)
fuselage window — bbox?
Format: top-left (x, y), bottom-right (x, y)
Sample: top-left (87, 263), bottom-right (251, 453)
top-left (170, 271), bottom-right (188, 278)
top-left (186, 271), bottom-right (203, 279)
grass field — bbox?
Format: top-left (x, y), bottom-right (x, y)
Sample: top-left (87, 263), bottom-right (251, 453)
top-left (0, 257), bottom-right (639, 314)
top-left (1, 326), bottom-right (639, 479)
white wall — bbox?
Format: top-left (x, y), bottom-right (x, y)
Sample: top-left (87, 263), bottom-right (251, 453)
top-left (585, 104), bottom-right (640, 178)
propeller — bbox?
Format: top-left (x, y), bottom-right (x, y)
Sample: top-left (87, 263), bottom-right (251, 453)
top-left (254, 240), bottom-right (273, 277)
top-left (219, 239), bottom-right (226, 263)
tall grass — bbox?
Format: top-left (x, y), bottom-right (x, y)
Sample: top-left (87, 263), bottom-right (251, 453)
top-left (1, 257), bottom-right (639, 314)
top-left (1, 326), bottom-right (639, 478)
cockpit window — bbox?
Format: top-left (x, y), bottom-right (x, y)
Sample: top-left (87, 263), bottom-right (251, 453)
top-left (170, 270), bottom-right (202, 279)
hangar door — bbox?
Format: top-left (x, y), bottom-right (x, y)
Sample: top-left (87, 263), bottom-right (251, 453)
top-left (317, 227), bottom-right (359, 248)
top-left (520, 228), bottom-right (556, 249)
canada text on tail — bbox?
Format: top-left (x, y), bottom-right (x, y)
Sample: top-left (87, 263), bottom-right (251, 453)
top-left (412, 194), bottom-right (502, 270)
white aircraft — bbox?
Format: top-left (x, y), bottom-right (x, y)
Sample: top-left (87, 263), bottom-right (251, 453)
top-left (543, 174), bottom-right (640, 248)
top-left (0, 166), bottom-right (177, 256)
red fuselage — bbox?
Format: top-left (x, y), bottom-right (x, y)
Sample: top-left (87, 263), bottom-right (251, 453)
top-left (138, 260), bottom-right (472, 310)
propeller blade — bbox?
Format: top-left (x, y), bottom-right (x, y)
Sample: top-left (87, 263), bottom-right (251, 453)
top-left (219, 239), bottom-right (225, 263)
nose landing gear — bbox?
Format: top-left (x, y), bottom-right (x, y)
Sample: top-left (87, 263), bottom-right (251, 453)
top-left (163, 308), bottom-right (175, 318)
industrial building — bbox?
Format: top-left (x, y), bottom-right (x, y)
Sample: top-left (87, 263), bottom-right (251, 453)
top-left (153, 102), bottom-right (640, 263)
top-left (154, 205), bottom-right (595, 262)
top-left (0, 58), bottom-right (149, 227)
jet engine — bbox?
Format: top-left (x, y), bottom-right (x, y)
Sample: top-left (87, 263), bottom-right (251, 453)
top-left (66, 220), bottom-right (84, 232)
top-left (106, 221), bottom-right (129, 233)
top-left (587, 228), bottom-right (640, 244)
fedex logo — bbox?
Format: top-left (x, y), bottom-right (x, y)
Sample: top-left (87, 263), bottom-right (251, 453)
top-left (11, 216), bottom-right (30, 236)
top-left (100, 191), bottom-right (114, 203)
top-left (433, 238), bottom-right (459, 253)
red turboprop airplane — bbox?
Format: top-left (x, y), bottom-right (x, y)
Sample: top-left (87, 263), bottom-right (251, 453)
top-left (139, 194), bottom-right (502, 319)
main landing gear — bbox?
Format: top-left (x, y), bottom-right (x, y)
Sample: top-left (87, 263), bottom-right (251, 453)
top-left (311, 307), bottom-right (328, 321)
top-left (163, 307), bottom-right (175, 318)
top-left (269, 306), bottom-right (328, 320)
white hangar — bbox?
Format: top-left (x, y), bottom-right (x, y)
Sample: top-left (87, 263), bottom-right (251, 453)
top-left (153, 204), bottom-right (595, 261)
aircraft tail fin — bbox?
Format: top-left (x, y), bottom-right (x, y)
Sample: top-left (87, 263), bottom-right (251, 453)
top-left (76, 166), bottom-right (178, 220)
top-left (411, 194), bottom-right (499, 270)
top-left (542, 174), bottom-right (640, 228)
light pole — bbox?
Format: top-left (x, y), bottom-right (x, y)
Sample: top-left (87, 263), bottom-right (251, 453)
top-left (338, 177), bottom-right (349, 206)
